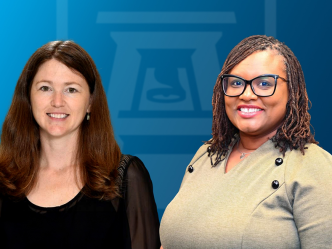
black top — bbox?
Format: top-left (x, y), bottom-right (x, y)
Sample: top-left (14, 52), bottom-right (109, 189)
top-left (0, 156), bottom-right (160, 249)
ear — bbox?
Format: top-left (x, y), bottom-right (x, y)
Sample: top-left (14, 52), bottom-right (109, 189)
top-left (87, 96), bottom-right (92, 113)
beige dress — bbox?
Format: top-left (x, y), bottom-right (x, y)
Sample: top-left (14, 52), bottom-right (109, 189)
top-left (160, 138), bottom-right (332, 248)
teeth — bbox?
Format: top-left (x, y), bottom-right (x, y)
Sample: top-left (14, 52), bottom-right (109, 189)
top-left (48, 113), bottom-right (68, 119)
top-left (240, 108), bottom-right (261, 113)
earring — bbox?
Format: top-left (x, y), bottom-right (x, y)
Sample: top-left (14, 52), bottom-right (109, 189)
top-left (87, 113), bottom-right (90, 121)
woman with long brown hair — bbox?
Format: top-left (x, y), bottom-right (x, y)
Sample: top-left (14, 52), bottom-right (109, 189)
top-left (0, 41), bottom-right (160, 248)
top-left (160, 35), bottom-right (332, 248)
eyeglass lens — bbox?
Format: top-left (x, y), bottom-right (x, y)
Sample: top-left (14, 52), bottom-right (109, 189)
top-left (222, 76), bottom-right (276, 96)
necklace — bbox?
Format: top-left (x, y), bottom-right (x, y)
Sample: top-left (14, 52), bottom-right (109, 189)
top-left (236, 140), bottom-right (254, 159)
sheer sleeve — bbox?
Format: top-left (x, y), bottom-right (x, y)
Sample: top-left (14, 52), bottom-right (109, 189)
top-left (124, 156), bottom-right (160, 249)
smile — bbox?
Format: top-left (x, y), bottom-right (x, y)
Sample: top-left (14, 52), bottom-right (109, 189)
top-left (239, 108), bottom-right (262, 113)
top-left (47, 113), bottom-right (69, 119)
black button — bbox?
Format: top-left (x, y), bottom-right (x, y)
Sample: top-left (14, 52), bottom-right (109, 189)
top-left (275, 158), bottom-right (283, 166)
top-left (188, 165), bottom-right (194, 173)
top-left (207, 146), bottom-right (211, 156)
top-left (272, 180), bottom-right (279, 189)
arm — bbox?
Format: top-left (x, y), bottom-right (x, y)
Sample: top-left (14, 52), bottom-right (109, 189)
top-left (285, 146), bottom-right (332, 248)
top-left (124, 156), bottom-right (161, 249)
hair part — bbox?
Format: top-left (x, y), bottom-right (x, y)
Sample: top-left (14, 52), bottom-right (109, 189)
top-left (0, 41), bottom-right (121, 200)
top-left (208, 35), bottom-right (317, 166)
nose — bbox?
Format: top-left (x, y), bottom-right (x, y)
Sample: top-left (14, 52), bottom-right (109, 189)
top-left (51, 91), bottom-right (65, 107)
top-left (239, 84), bottom-right (258, 101)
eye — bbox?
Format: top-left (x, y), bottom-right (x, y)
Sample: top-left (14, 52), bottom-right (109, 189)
top-left (230, 80), bottom-right (244, 88)
top-left (39, 86), bottom-right (51, 91)
top-left (254, 77), bottom-right (275, 89)
top-left (66, 87), bottom-right (78, 93)
top-left (259, 81), bottom-right (271, 87)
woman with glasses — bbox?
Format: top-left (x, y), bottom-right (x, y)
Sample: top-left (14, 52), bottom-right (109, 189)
top-left (160, 35), bottom-right (332, 248)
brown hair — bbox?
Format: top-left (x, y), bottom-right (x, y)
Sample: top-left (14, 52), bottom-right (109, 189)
top-left (0, 41), bottom-right (121, 199)
top-left (208, 35), bottom-right (317, 166)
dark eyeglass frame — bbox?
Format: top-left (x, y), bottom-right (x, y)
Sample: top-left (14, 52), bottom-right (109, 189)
top-left (220, 74), bottom-right (288, 97)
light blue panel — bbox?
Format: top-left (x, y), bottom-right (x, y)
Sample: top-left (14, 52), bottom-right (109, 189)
top-left (56, 0), bottom-right (68, 40)
top-left (0, 0), bottom-right (56, 128)
top-left (97, 12), bottom-right (236, 24)
top-left (0, 0), bottom-right (332, 218)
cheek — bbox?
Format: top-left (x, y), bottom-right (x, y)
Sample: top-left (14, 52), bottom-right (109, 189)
top-left (269, 86), bottom-right (289, 115)
top-left (30, 92), bottom-right (45, 106)
top-left (264, 97), bottom-right (288, 120)
top-left (31, 105), bottom-right (41, 122)
top-left (224, 97), bottom-right (236, 120)
top-left (30, 97), bottom-right (39, 116)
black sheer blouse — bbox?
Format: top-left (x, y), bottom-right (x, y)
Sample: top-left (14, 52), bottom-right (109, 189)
top-left (0, 156), bottom-right (160, 249)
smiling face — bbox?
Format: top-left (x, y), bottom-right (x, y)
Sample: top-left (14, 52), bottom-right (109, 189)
top-left (30, 59), bottom-right (91, 140)
top-left (224, 50), bottom-right (289, 138)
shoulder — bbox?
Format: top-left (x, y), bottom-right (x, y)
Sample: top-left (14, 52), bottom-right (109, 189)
top-left (305, 143), bottom-right (332, 162)
top-left (284, 143), bottom-right (332, 199)
top-left (119, 155), bottom-right (157, 211)
top-left (188, 142), bottom-right (211, 165)
top-left (118, 155), bottom-right (152, 189)
top-left (179, 142), bottom-right (215, 188)
top-left (118, 154), bottom-right (147, 177)
top-left (120, 155), bottom-right (148, 176)
top-left (285, 143), bottom-right (332, 174)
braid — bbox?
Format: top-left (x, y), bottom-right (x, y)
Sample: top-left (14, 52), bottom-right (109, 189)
top-left (208, 35), bottom-right (317, 166)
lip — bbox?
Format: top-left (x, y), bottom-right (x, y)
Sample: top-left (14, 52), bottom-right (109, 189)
top-left (237, 105), bottom-right (264, 118)
top-left (47, 113), bottom-right (69, 120)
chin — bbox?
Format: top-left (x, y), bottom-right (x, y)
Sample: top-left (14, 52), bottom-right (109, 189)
top-left (238, 126), bottom-right (264, 136)
top-left (40, 128), bottom-right (67, 137)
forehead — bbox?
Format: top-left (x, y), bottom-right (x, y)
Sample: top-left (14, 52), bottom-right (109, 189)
top-left (229, 50), bottom-right (286, 79)
top-left (33, 59), bottom-right (86, 83)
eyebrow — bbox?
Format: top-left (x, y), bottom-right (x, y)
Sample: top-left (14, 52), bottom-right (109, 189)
top-left (64, 82), bottom-right (83, 87)
top-left (34, 80), bottom-right (83, 87)
top-left (35, 80), bottom-right (52, 84)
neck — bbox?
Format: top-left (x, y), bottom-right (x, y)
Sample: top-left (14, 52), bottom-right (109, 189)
top-left (239, 129), bottom-right (277, 151)
top-left (39, 132), bottom-right (79, 171)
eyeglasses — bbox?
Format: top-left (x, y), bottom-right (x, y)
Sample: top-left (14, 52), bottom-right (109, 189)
top-left (220, 74), bottom-right (288, 97)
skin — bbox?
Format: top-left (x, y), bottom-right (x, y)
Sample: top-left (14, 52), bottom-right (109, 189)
top-left (30, 59), bottom-right (91, 141)
top-left (224, 50), bottom-right (289, 173)
top-left (28, 59), bottom-right (91, 207)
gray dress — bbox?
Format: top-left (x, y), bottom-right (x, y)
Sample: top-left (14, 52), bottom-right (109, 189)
top-left (160, 138), bottom-right (332, 248)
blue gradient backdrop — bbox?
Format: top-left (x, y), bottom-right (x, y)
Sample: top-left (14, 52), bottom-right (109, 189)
top-left (1, 0), bottom-right (331, 218)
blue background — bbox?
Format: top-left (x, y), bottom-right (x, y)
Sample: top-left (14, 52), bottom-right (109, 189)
top-left (1, 0), bottom-right (331, 218)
